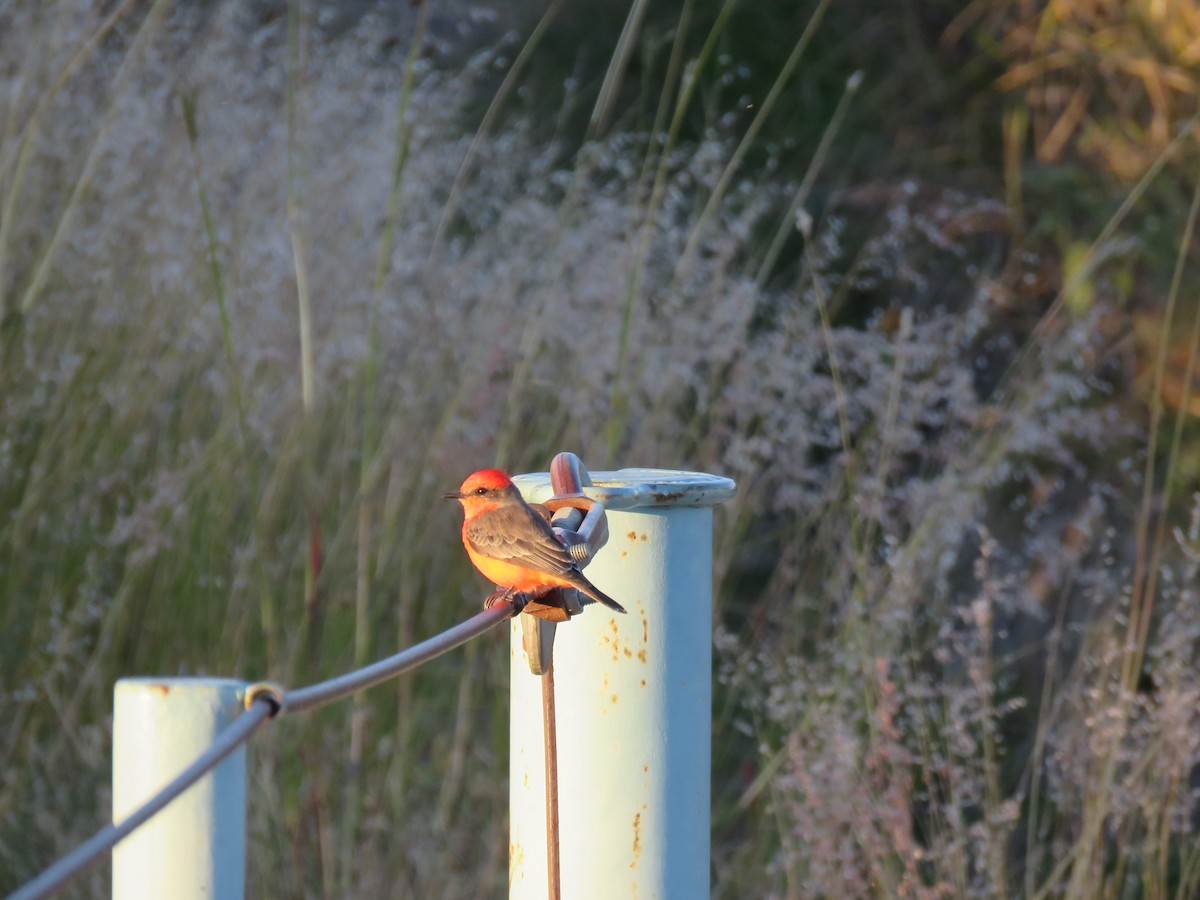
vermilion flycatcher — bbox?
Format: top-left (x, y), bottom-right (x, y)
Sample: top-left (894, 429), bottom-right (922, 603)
top-left (444, 468), bottom-right (627, 614)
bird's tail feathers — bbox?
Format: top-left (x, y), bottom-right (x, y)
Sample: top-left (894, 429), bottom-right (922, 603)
top-left (573, 578), bottom-right (627, 614)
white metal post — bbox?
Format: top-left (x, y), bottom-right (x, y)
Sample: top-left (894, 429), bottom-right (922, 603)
top-left (510, 468), bottom-right (736, 900)
top-left (113, 677), bottom-right (248, 900)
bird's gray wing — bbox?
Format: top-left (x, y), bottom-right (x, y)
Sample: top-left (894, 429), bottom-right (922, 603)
top-left (464, 504), bottom-right (577, 577)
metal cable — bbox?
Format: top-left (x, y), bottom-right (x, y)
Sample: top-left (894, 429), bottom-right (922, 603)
top-left (285, 601), bottom-right (514, 713)
top-left (7, 698), bottom-right (274, 900)
top-left (6, 600), bottom-right (517, 900)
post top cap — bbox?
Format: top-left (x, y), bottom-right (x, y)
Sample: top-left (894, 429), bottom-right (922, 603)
top-left (115, 676), bottom-right (247, 694)
top-left (514, 467), bottom-right (736, 510)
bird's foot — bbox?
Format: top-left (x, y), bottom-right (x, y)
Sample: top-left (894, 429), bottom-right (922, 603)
top-left (483, 587), bottom-right (529, 613)
top-left (482, 587), bottom-right (512, 609)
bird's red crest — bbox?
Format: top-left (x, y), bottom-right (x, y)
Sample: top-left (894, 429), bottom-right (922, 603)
top-left (459, 468), bottom-right (514, 494)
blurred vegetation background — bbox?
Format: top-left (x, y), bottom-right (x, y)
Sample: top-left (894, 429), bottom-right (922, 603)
top-left (2, 0), bottom-right (1199, 896)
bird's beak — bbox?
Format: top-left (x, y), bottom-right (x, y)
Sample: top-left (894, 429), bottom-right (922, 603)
top-left (442, 490), bottom-right (464, 500)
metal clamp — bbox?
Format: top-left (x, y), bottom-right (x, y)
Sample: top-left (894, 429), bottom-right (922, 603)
top-left (243, 681), bottom-right (287, 718)
top-left (520, 452), bottom-right (611, 674)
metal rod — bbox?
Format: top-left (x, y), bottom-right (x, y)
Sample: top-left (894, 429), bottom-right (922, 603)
top-left (540, 454), bottom-right (580, 900)
top-left (542, 658), bottom-right (562, 900)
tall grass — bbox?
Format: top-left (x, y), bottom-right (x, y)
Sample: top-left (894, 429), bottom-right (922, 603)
top-left (2, 1), bottom-right (1199, 897)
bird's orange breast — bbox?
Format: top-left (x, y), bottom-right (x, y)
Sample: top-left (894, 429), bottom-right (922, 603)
top-left (462, 536), bottom-right (566, 591)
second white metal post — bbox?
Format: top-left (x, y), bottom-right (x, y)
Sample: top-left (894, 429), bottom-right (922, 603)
top-left (112, 677), bottom-right (248, 900)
